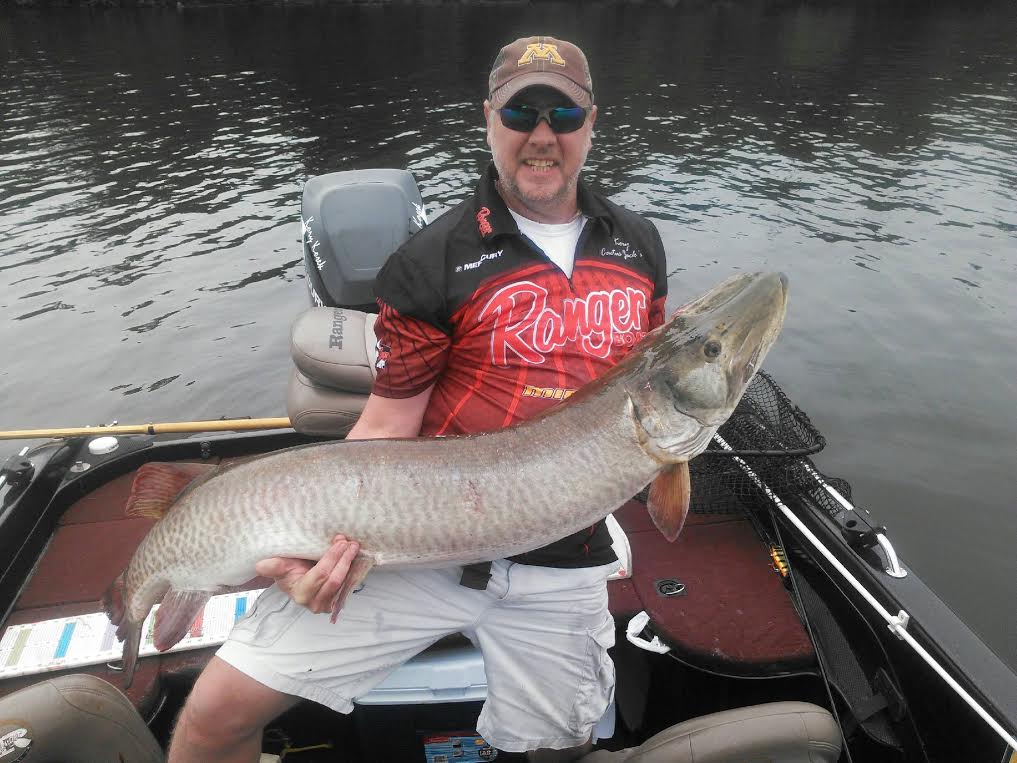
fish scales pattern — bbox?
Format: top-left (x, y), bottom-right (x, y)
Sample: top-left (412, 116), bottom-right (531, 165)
top-left (125, 386), bottom-right (653, 618)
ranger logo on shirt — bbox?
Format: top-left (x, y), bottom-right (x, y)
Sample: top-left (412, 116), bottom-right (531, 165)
top-left (477, 281), bottom-right (648, 365)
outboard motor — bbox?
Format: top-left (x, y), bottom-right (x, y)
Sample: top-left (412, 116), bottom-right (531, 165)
top-left (301, 169), bottom-right (426, 311)
top-left (288, 169), bottom-right (427, 436)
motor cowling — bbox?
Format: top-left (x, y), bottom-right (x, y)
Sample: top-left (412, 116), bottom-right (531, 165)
top-left (300, 169), bottom-right (426, 311)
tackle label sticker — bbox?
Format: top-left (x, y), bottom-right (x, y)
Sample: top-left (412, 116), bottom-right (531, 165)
top-left (422, 731), bottom-right (496, 762)
top-left (0, 723), bottom-right (32, 762)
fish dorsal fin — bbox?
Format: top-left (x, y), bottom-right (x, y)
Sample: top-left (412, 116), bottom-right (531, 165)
top-left (126, 462), bottom-right (218, 519)
top-left (153, 588), bottom-right (213, 652)
top-left (646, 461), bottom-right (691, 542)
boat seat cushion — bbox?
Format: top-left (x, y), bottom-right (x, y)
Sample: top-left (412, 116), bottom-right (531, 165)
top-left (0, 673), bottom-right (163, 762)
top-left (580, 701), bottom-right (841, 763)
top-left (287, 307), bottom-right (377, 436)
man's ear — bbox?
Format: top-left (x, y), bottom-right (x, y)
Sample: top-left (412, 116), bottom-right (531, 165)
top-left (587, 104), bottom-right (598, 129)
top-left (483, 100), bottom-right (494, 147)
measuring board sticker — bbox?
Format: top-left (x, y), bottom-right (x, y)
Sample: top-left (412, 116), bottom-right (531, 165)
top-left (0, 589), bottom-right (264, 680)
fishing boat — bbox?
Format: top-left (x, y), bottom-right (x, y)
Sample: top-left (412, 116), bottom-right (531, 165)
top-left (0, 170), bottom-right (1014, 763)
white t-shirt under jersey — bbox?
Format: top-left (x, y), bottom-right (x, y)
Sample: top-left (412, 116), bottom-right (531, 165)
top-left (508, 208), bottom-right (588, 279)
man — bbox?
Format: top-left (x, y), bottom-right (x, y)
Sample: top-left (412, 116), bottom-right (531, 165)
top-left (168, 36), bottom-right (667, 763)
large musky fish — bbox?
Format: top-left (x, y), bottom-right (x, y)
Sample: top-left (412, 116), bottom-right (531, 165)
top-left (104, 271), bottom-right (788, 686)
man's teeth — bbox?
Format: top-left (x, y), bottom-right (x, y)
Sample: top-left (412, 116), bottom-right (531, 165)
top-left (526, 160), bottom-right (554, 168)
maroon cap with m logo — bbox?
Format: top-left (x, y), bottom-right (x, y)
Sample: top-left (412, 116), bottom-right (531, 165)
top-left (488, 36), bottom-right (594, 109)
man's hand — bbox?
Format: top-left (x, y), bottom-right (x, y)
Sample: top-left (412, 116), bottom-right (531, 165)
top-left (255, 535), bottom-right (361, 615)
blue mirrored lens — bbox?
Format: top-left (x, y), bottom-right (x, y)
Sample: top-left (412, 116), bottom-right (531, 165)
top-left (498, 106), bottom-right (539, 131)
top-left (498, 105), bottom-right (587, 134)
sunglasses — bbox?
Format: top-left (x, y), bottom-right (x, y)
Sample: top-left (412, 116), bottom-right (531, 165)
top-left (497, 104), bottom-right (588, 134)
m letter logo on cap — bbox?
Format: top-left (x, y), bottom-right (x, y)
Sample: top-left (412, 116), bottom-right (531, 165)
top-left (517, 43), bottom-right (566, 67)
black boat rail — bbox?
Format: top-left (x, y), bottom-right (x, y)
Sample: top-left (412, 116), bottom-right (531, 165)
top-left (707, 418), bottom-right (1017, 752)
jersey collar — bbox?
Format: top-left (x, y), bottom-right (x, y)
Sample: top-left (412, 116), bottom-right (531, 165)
top-left (473, 162), bottom-right (613, 243)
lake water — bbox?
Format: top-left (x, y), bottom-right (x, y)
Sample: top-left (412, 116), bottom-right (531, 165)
top-left (1, 1), bottom-right (1015, 668)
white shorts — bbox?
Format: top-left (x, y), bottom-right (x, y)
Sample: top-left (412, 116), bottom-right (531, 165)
top-left (217, 559), bottom-right (618, 752)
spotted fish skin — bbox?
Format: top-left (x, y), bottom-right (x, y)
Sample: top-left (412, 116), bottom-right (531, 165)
top-left (105, 271), bottom-right (788, 687)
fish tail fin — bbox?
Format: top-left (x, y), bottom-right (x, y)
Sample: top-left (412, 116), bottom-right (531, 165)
top-left (126, 462), bottom-right (218, 519)
top-left (153, 588), bottom-right (212, 652)
top-left (646, 462), bottom-right (691, 542)
top-left (330, 554), bottom-right (375, 624)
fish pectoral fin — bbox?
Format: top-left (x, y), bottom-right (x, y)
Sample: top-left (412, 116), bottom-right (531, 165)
top-left (330, 554), bottom-right (375, 624)
top-left (126, 462), bottom-right (219, 519)
top-left (153, 588), bottom-right (212, 652)
top-left (102, 570), bottom-right (127, 626)
top-left (646, 461), bottom-right (691, 542)
top-left (119, 619), bottom-right (143, 690)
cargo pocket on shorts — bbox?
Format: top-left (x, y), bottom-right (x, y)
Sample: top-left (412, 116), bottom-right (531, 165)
top-left (567, 613), bottom-right (616, 738)
top-left (228, 587), bottom-right (301, 648)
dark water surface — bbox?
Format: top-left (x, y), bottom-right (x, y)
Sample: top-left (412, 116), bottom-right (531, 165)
top-left (1, 3), bottom-right (1015, 668)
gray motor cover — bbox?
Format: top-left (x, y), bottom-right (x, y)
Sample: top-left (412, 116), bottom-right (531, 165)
top-left (301, 169), bottom-right (425, 307)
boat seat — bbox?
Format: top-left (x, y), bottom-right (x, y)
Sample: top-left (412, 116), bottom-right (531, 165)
top-left (286, 306), bottom-right (376, 436)
top-left (0, 673), bottom-right (164, 762)
top-left (579, 701), bottom-right (841, 763)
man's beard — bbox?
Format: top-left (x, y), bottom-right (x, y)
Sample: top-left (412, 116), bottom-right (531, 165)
top-left (494, 158), bottom-right (581, 210)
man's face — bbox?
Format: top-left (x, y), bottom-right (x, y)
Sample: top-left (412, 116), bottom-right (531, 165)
top-left (484, 85), bottom-right (597, 223)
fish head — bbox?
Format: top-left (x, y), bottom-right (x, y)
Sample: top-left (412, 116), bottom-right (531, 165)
top-left (625, 271), bottom-right (788, 464)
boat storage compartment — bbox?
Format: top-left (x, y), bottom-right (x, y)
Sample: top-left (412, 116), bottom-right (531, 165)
top-left (351, 639), bottom-right (496, 760)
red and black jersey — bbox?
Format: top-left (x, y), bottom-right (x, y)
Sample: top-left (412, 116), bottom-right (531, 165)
top-left (371, 163), bottom-right (668, 568)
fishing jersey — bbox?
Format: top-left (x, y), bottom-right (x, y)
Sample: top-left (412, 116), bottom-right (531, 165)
top-left (371, 163), bottom-right (668, 568)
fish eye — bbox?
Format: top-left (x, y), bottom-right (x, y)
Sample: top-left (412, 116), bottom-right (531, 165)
top-left (704, 340), bottom-right (722, 360)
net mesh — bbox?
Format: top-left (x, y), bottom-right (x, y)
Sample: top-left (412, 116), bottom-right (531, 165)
top-left (635, 371), bottom-right (849, 517)
top-left (705, 370), bottom-right (825, 458)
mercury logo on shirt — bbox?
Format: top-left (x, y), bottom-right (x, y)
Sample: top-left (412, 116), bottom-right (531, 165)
top-left (477, 281), bottom-right (648, 366)
top-left (456, 250), bottom-right (503, 273)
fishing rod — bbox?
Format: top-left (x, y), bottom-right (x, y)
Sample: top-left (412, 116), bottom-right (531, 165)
top-left (0, 417), bottom-right (293, 441)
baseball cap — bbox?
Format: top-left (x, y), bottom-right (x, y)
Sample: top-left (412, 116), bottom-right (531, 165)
top-left (488, 36), bottom-right (594, 110)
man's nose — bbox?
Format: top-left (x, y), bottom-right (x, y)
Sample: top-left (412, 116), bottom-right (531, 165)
top-left (528, 118), bottom-right (556, 142)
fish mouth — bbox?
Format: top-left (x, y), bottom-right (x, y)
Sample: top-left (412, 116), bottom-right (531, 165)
top-left (718, 272), bottom-right (788, 396)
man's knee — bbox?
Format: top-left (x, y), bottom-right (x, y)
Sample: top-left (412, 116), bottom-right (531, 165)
top-left (173, 657), bottom-right (297, 750)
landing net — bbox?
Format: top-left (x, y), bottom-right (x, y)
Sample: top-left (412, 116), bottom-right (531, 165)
top-left (682, 371), bottom-right (847, 517)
